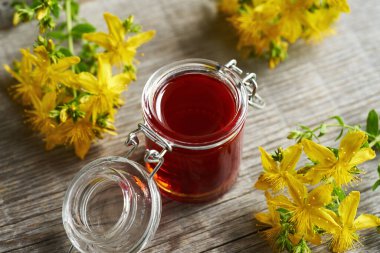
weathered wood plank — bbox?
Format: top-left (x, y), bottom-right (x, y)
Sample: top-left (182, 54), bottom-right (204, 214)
top-left (0, 0), bottom-right (380, 252)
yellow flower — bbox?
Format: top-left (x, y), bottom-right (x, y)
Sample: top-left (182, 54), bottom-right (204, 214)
top-left (26, 92), bottom-right (57, 134)
top-left (229, 3), bottom-right (281, 55)
top-left (218, 0), bottom-right (240, 16)
top-left (255, 144), bottom-right (303, 192)
top-left (255, 191), bottom-right (282, 246)
top-left (321, 191), bottom-right (380, 252)
top-left (83, 13), bottom-right (155, 67)
top-left (269, 179), bottom-right (339, 240)
top-left (78, 56), bottom-right (134, 123)
top-left (32, 46), bottom-right (80, 89)
top-left (4, 49), bottom-right (41, 106)
top-left (302, 131), bottom-right (376, 186)
top-left (46, 118), bottom-right (95, 159)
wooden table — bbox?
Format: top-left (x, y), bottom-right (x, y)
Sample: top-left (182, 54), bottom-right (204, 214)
top-left (1, 0), bottom-right (379, 252)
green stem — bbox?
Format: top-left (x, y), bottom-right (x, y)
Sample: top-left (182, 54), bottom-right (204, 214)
top-left (313, 123), bottom-right (379, 147)
top-left (65, 0), bottom-right (76, 98)
top-left (369, 136), bottom-right (380, 148)
top-left (65, 0), bottom-right (74, 55)
top-left (324, 123), bottom-right (358, 131)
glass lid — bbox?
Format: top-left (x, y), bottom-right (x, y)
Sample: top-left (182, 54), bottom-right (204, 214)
top-left (62, 156), bottom-right (161, 253)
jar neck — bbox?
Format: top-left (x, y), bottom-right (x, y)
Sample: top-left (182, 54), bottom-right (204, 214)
top-left (141, 59), bottom-right (248, 150)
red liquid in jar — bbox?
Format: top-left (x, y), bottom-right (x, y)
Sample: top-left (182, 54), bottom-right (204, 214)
top-left (145, 73), bottom-right (244, 202)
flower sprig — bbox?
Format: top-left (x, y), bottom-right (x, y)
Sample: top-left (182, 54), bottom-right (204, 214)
top-left (288, 109), bottom-right (380, 189)
top-left (5, 0), bottom-right (155, 158)
top-left (254, 109), bottom-right (380, 253)
top-left (218, 0), bottom-right (350, 68)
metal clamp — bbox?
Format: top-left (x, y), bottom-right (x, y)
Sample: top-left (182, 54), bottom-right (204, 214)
top-left (224, 59), bottom-right (265, 109)
top-left (125, 123), bottom-right (172, 179)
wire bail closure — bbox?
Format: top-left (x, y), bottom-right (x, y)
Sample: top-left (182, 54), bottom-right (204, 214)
top-left (125, 123), bottom-right (172, 179)
top-left (224, 59), bottom-right (265, 109)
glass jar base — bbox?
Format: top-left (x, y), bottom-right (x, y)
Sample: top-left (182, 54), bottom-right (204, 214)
top-left (154, 173), bottom-right (238, 203)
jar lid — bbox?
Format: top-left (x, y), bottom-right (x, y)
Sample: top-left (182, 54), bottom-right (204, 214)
top-left (62, 156), bottom-right (161, 253)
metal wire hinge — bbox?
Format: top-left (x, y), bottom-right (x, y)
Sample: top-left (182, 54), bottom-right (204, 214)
top-left (224, 59), bottom-right (265, 109)
top-left (125, 123), bottom-right (172, 179)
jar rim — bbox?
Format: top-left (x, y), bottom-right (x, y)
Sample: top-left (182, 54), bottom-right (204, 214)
top-left (141, 58), bottom-right (248, 150)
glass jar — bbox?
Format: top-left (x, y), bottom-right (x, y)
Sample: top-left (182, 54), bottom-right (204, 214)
top-left (62, 59), bottom-right (264, 253)
top-left (141, 59), bottom-right (262, 202)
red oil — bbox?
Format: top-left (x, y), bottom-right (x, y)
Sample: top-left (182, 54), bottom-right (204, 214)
top-left (145, 73), bottom-right (244, 202)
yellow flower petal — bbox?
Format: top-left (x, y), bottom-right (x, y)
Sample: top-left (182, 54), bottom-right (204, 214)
top-left (255, 212), bottom-right (273, 226)
top-left (104, 12), bottom-right (125, 43)
top-left (78, 72), bottom-right (98, 92)
top-left (118, 31), bottom-right (156, 65)
top-left (353, 214), bottom-right (380, 230)
top-left (218, 0), bottom-right (239, 16)
top-left (301, 167), bottom-right (324, 185)
top-left (349, 147), bottom-right (376, 167)
top-left (311, 207), bottom-right (340, 232)
top-left (110, 73), bottom-right (132, 93)
top-left (74, 138), bottom-right (92, 160)
top-left (280, 143), bottom-right (302, 172)
top-left (45, 132), bottom-right (65, 150)
top-left (59, 71), bottom-right (80, 89)
top-left (313, 208), bottom-right (340, 234)
top-left (281, 17), bottom-right (303, 43)
top-left (284, 173), bottom-right (307, 206)
top-left (269, 194), bottom-right (295, 211)
top-left (254, 174), bottom-right (272, 190)
top-left (3, 64), bottom-right (18, 80)
top-left (327, 0), bottom-right (350, 12)
top-left (258, 146), bottom-right (277, 172)
top-left (52, 56), bottom-right (80, 72)
top-left (83, 32), bottom-right (113, 49)
top-left (254, 172), bottom-right (287, 192)
top-left (33, 46), bottom-right (49, 60)
top-left (307, 184), bottom-right (333, 207)
top-left (126, 30), bottom-right (156, 48)
top-left (339, 131), bottom-right (367, 164)
top-left (302, 138), bottom-right (336, 165)
top-left (339, 191), bottom-right (360, 227)
top-left (97, 56), bottom-right (112, 86)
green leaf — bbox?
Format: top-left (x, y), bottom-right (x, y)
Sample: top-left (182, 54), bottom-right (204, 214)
top-left (71, 23), bottom-right (96, 39)
top-left (372, 180), bottom-right (380, 191)
top-left (366, 109), bottom-right (379, 136)
top-left (51, 3), bottom-right (60, 18)
top-left (377, 164), bottom-right (380, 176)
top-left (335, 129), bottom-right (344, 141)
top-left (70, 1), bottom-right (80, 20)
top-left (58, 47), bottom-right (73, 57)
top-left (333, 185), bottom-right (346, 201)
top-left (318, 123), bottom-right (327, 137)
top-left (276, 208), bottom-right (289, 214)
top-left (330, 115), bottom-right (345, 126)
top-left (47, 31), bottom-right (67, 40)
top-left (287, 130), bottom-right (301, 139)
top-left (300, 125), bottom-right (311, 131)
top-left (293, 238), bottom-right (311, 253)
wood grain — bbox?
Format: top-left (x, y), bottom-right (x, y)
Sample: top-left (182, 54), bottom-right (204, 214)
top-left (0, 0), bottom-right (380, 252)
